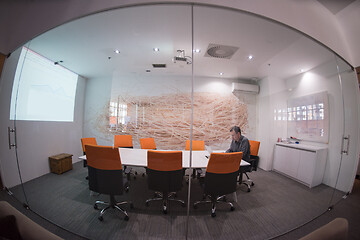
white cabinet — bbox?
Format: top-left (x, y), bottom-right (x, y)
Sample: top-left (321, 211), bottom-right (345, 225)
top-left (273, 143), bottom-right (327, 188)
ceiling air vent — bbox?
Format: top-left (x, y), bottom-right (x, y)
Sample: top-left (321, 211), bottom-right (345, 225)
top-left (152, 64), bottom-right (166, 68)
top-left (205, 44), bottom-right (239, 59)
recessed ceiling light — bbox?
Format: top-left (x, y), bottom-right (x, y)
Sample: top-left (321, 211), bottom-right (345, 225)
top-left (300, 69), bottom-right (304, 73)
top-left (114, 50), bottom-right (120, 54)
top-left (219, 72), bottom-right (224, 76)
top-left (153, 48), bottom-right (160, 52)
top-left (248, 55), bottom-right (253, 60)
top-left (193, 49), bottom-right (201, 53)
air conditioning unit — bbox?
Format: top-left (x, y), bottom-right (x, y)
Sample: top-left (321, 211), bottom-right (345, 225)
top-left (232, 82), bottom-right (259, 94)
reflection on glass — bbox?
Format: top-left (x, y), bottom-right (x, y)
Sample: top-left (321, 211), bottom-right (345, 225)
top-left (1, 3), bottom-right (357, 240)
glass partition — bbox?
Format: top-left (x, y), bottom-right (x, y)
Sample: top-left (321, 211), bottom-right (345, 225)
top-left (330, 55), bottom-right (359, 205)
top-left (0, 43), bottom-right (33, 207)
top-left (0, 3), bottom-right (358, 240)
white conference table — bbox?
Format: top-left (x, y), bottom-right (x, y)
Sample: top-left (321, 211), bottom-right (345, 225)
top-left (80, 148), bottom-right (250, 168)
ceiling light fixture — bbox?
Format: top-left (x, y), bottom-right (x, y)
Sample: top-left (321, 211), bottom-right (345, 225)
top-left (114, 50), bottom-right (120, 54)
top-left (300, 69), bottom-right (304, 73)
top-left (248, 55), bottom-right (253, 60)
top-left (153, 48), bottom-right (160, 52)
top-left (193, 49), bottom-right (201, 53)
top-left (219, 72), bottom-right (224, 76)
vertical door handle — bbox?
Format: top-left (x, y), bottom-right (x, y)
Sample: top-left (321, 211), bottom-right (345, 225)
top-left (341, 135), bottom-right (350, 155)
top-left (8, 127), bottom-right (16, 149)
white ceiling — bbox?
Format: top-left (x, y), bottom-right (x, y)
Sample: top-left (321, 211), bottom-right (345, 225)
top-left (26, 4), bottom-right (335, 81)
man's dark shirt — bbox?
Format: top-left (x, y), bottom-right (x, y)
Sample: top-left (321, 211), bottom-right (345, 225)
top-left (226, 135), bottom-right (251, 161)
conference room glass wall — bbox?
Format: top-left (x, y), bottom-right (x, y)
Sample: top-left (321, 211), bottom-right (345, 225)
top-left (0, 3), bottom-right (358, 240)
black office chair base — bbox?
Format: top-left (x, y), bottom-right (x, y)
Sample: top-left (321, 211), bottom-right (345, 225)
top-left (239, 172), bottom-right (254, 192)
top-left (145, 192), bottom-right (185, 214)
top-left (193, 195), bottom-right (234, 217)
top-left (124, 166), bottom-right (137, 180)
top-left (94, 196), bottom-right (133, 221)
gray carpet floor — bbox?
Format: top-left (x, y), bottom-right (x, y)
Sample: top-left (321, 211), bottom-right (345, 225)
top-left (2, 161), bottom-right (353, 240)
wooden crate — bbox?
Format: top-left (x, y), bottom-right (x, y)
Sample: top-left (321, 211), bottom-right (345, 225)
top-left (49, 153), bottom-right (73, 174)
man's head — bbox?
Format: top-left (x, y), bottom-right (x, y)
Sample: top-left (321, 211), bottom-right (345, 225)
top-left (230, 126), bottom-right (241, 142)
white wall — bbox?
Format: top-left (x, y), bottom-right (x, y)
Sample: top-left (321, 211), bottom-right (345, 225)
top-left (83, 76), bottom-right (113, 147)
top-left (256, 76), bottom-right (288, 171)
top-left (0, 47), bottom-right (86, 188)
top-left (259, 57), bottom-right (360, 192)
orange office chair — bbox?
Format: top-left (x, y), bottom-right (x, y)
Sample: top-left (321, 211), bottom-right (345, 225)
top-left (185, 140), bottom-right (205, 178)
top-left (114, 135), bottom-right (137, 179)
top-left (114, 135), bottom-right (133, 148)
top-left (240, 140), bottom-right (260, 192)
top-left (81, 137), bottom-right (97, 167)
top-left (185, 140), bottom-right (205, 151)
top-left (81, 137), bottom-right (97, 180)
top-left (193, 152), bottom-right (242, 217)
top-left (249, 140), bottom-right (260, 171)
top-left (85, 145), bottom-right (133, 221)
top-left (145, 150), bottom-right (185, 214)
top-left (139, 137), bottom-right (156, 177)
top-left (140, 137), bottom-right (157, 150)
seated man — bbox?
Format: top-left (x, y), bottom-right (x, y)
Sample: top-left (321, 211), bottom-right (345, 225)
top-left (226, 126), bottom-right (250, 161)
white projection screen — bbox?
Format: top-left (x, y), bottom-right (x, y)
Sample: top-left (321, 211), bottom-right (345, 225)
top-left (10, 47), bottom-right (78, 122)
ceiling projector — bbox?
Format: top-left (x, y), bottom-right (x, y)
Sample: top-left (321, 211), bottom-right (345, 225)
top-left (173, 50), bottom-right (192, 64)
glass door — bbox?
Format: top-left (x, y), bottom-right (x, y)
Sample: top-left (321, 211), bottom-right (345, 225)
top-left (329, 56), bottom-right (359, 206)
top-left (189, 4), bottom-right (358, 239)
top-left (3, 4), bottom-right (194, 239)
top-left (1, 3), bottom-right (359, 240)
top-left (0, 43), bottom-right (33, 207)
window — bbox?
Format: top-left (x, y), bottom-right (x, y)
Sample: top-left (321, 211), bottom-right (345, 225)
top-left (287, 91), bottom-right (329, 143)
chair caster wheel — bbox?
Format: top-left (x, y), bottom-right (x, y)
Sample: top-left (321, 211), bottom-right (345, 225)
top-left (94, 204), bottom-right (98, 210)
top-left (124, 215), bottom-right (129, 221)
top-left (182, 202), bottom-right (186, 207)
top-left (163, 209), bottom-right (168, 214)
top-left (231, 206), bottom-right (235, 211)
top-left (130, 203), bottom-right (134, 209)
top-left (211, 212), bottom-right (216, 217)
top-left (98, 216), bottom-right (103, 221)
top-left (247, 188), bottom-right (251, 192)
top-left (135, 171), bottom-right (138, 175)
top-left (251, 182), bottom-right (255, 186)
top-left (142, 173), bottom-right (146, 177)
top-left (145, 202), bottom-right (149, 207)
top-left (125, 187), bottom-right (129, 193)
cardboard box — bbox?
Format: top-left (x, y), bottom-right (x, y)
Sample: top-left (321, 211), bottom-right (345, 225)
top-left (49, 153), bottom-right (73, 174)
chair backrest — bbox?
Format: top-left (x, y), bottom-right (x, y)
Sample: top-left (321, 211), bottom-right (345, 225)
top-left (85, 145), bottom-right (124, 195)
top-left (205, 152), bottom-right (242, 196)
top-left (249, 140), bottom-right (260, 156)
top-left (140, 138), bottom-right (156, 150)
top-left (147, 150), bottom-right (183, 192)
top-left (81, 137), bottom-right (97, 154)
top-left (114, 135), bottom-right (133, 148)
top-left (185, 140), bottom-right (205, 151)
